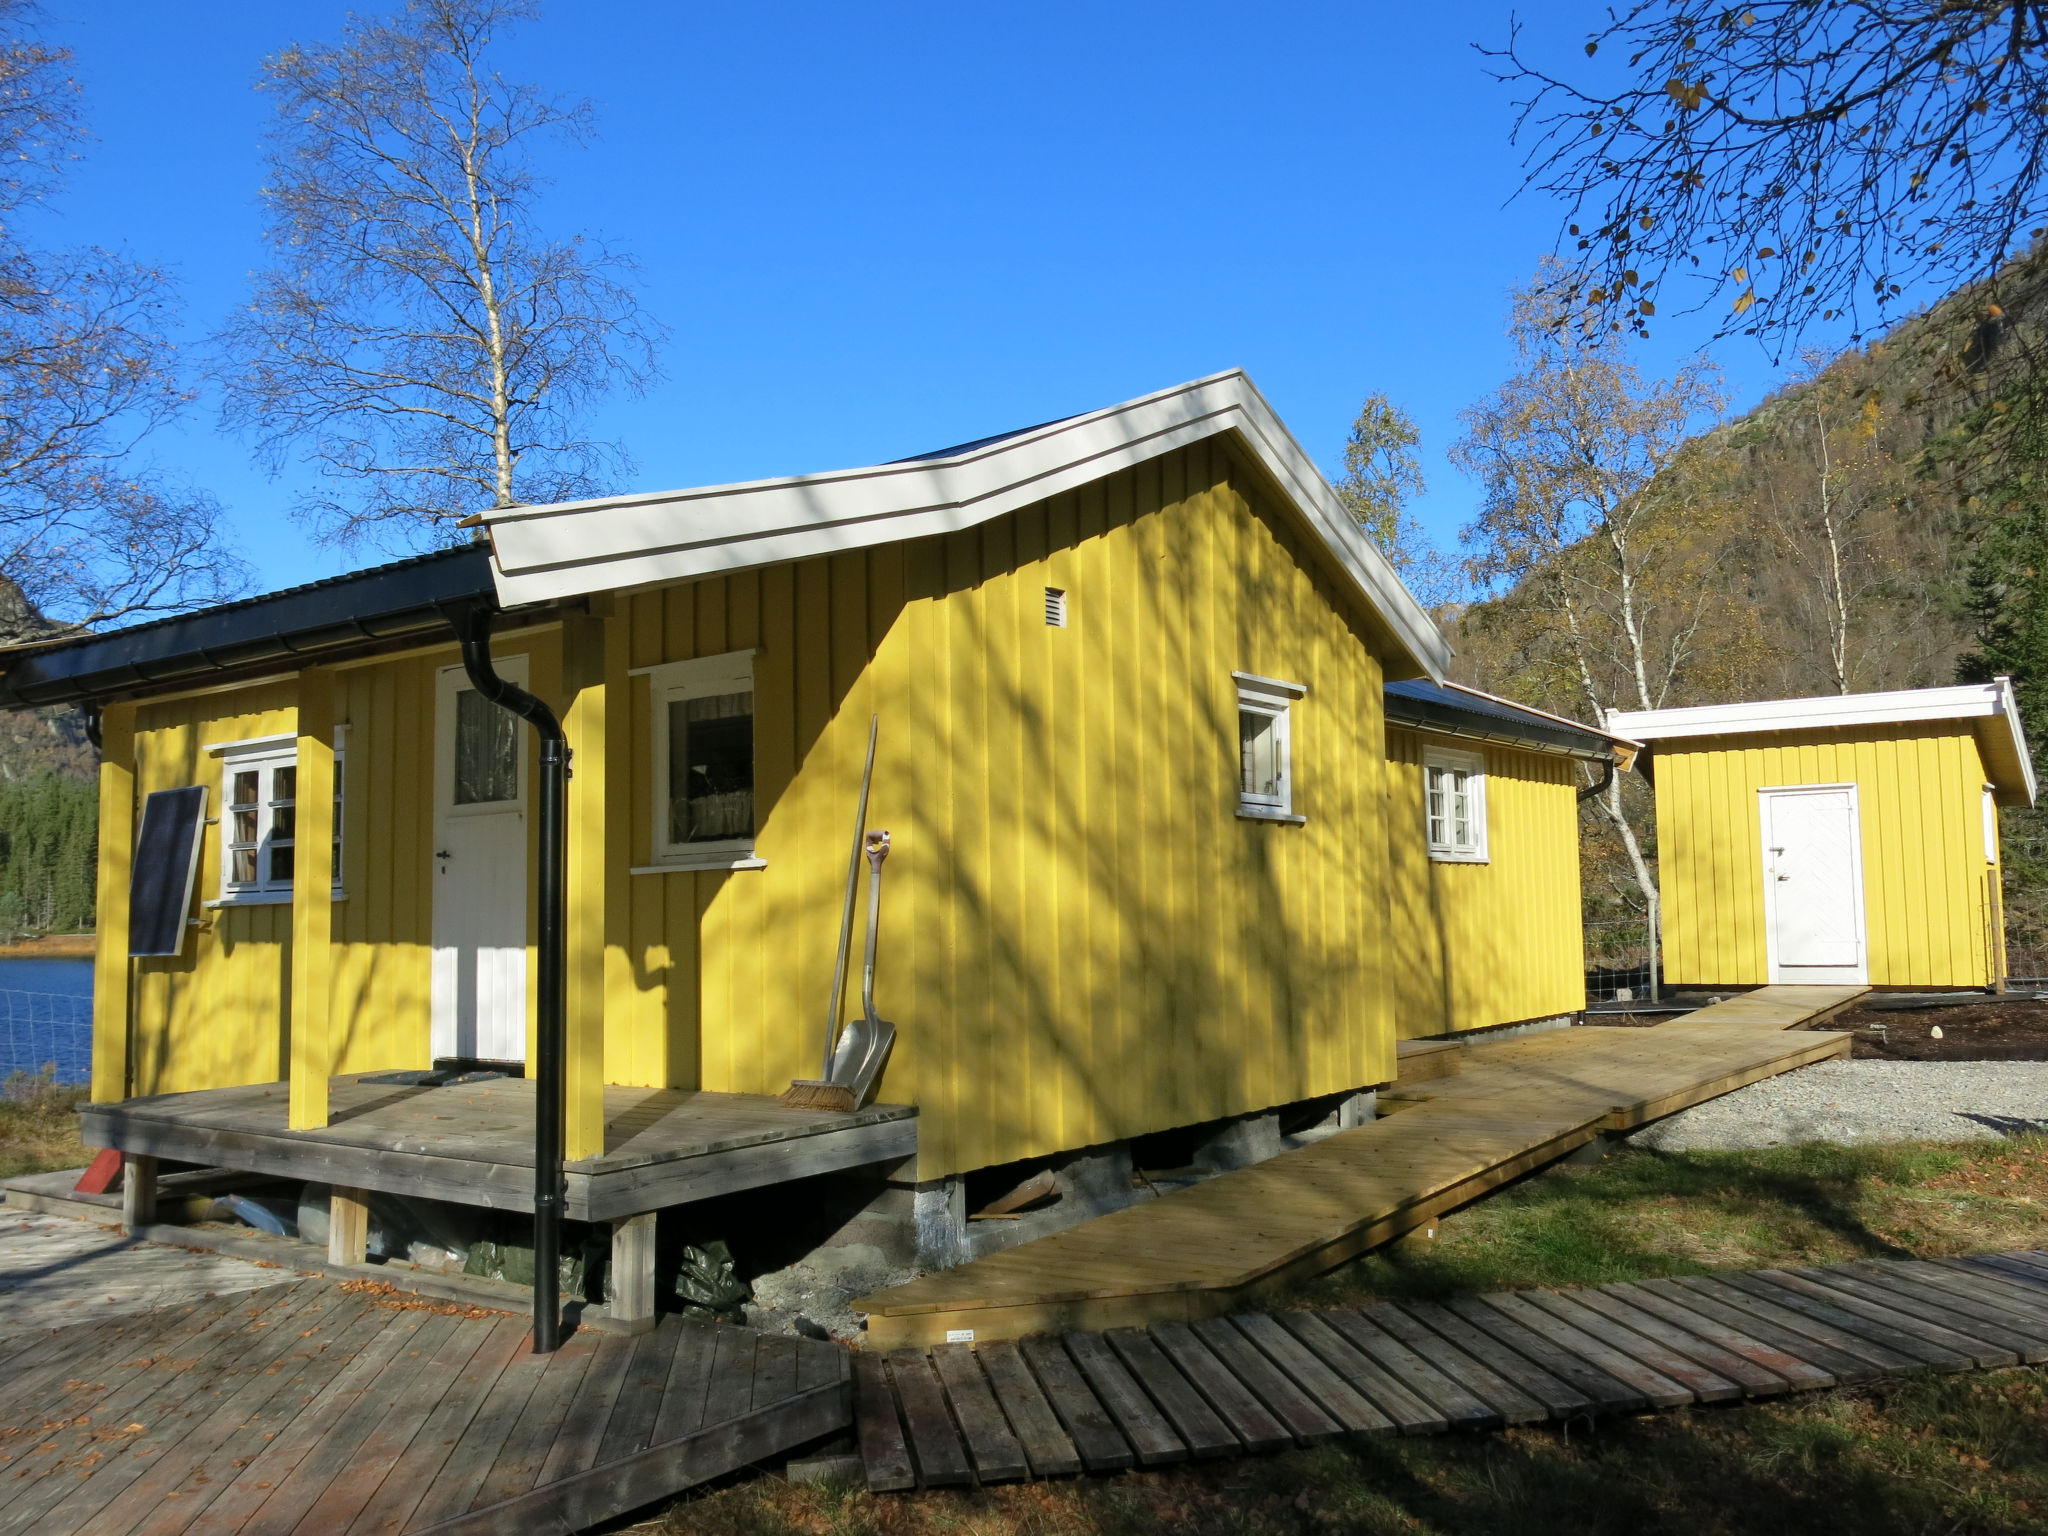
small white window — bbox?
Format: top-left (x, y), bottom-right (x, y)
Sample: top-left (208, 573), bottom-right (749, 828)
top-left (215, 739), bottom-right (345, 903)
top-left (1233, 671), bottom-right (1306, 823)
top-left (1044, 587), bottom-right (1068, 627)
top-left (1424, 747), bottom-right (1487, 862)
top-left (648, 649), bottom-right (759, 870)
top-left (1984, 784), bottom-right (2000, 864)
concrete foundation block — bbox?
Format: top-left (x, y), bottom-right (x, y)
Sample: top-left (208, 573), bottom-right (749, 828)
top-left (1193, 1110), bottom-right (1283, 1173)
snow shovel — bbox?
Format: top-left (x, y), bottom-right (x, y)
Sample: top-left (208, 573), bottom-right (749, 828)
top-left (781, 722), bottom-right (896, 1112)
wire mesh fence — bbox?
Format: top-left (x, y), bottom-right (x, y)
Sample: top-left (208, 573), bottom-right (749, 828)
top-left (0, 989), bottom-right (92, 1089)
top-left (1583, 918), bottom-right (1657, 1002)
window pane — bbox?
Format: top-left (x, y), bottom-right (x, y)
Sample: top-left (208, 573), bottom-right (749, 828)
top-left (270, 844), bottom-right (295, 883)
top-left (233, 808), bottom-right (259, 844)
top-left (271, 804), bottom-right (296, 840)
top-left (669, 692), bottom-right (754, 842)
top-left (231, 849), bottom-right (258, 883)
top-left (232, 770), bottom-right (259, 806)
top-left (454, 689), bottom-right (520, 805)
top-left (1240, 709), bottom-right (1281, 798)
top-left (272, 764), bottom-right (296, 801)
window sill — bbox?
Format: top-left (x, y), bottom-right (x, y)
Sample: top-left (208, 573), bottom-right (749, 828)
top-left (206, 890), bottom-right (348, 907)
top-left (1236, 806), bottom-right (1307, 825)
top-left (1427, 850), bottom-right (1490, 865)
top-left (631, 856), bottom-right (767, 874)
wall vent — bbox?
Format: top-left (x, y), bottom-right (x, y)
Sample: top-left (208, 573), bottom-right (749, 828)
top-left (1044, 587), bottom-right (1068, 628)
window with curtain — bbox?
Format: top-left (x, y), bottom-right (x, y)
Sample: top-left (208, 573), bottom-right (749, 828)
top-left (1424, 747), bottom-right (1487, 861)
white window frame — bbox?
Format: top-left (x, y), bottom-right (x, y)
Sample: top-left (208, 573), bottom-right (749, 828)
top-left (1423, 746), bottom-right (1488, 863)
top-left (641, 649), bottom-right (764, 872)
top-left (208, 731), bottom-right (348, 906)
top-left (1233, 670), bottom-right (1307, 824)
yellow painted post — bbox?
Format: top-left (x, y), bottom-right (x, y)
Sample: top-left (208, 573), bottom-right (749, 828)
top-left (289, 668), bottom-right (336, 1130)
top-left (562, 613), bottom-right (610, 1160)
top-left (91, 703), bottom-right (137, 1104)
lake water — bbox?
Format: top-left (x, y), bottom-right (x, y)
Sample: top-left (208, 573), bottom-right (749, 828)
top-left (0, 956), bottom-right (94, 1085)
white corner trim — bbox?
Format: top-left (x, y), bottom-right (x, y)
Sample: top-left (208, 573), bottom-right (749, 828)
top-left (206, 732), bottom-right (298, 757)
top-left (478, 371), bottom-right (1450, 684)
top-left (1232, 670), bottom-right (1308, 700)
top-left (631, 856), bottom-right (768, 874)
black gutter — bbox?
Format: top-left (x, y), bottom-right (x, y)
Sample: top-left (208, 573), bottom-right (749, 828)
top-left (1383, 684), bottom-right (1619, 761)
top-left (448, 598), bottom-right (570, 1355)
top-left (0, 546), bottom-right (497, 708)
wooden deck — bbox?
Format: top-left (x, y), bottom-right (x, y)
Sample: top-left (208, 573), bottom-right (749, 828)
top-left (852, 1248), bottom-right (2048, 1490)
top-left (854, 987), bottom-right (1864, 1345)
top-left (80, 1078), bottom-right (918, 1222)
top-left (0, 1281), bottom-right (848, 1536)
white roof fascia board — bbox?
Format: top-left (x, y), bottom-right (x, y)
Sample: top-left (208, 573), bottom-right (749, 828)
top-left (479, 370), bottom-right (1450, 683)
top-left (1608, 680), bottom-right (2037, 806)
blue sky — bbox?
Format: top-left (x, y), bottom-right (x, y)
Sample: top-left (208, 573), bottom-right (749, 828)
top-left (42, 1), bottom-right (1849, 595)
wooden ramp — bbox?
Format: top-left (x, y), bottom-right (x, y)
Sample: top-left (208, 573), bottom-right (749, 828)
top-left (854, 988), bottom-right (1863, 1346)
top-left (0, 1281), bottom-right (847, 1536)
top-left (853, 1248), bottom-right (2048, 1490)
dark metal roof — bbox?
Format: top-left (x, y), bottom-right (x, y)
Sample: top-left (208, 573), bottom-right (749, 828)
top-left (1384, 679), bottom-right (1623, 760)
top-left (0, 544), bottom-right (498, 708)
top-left (889, 412), bottom-right (1081, 464)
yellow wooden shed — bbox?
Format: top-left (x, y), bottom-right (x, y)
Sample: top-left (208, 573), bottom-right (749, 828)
top-left (1609, 682), bottom-right (2036, 991)
top-left (1, 371), bottom-right (1628, 1334)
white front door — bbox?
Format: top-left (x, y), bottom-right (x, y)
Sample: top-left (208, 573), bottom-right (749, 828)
top-left (1760, 784), bottom-right (1868, 985)
top-left (432, 658), bottom-right (529, 1063)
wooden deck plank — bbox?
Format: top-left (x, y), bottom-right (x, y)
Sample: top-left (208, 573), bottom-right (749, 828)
top-left (649, 1321), bottom-right (721, 1445)
top-left (1018, 1337), bottom-right (1136, 1473)
top-left (1150, 1324), bottom-right (1292, 1452)
top-left (1603, 1282), bottom-right (1833, 1391)
top-left (1227, 1315), bottom-right (1389, 1437)
top-left (1444, 1297), bottom-right (1647, 1412)
top-left (851, 1352), bottom-right (915, 1493)
top-left (595, 1327), bottom-right (684, 1468)
top-left (340, 1315), bottom-right (531, 1536)
top-left (749, 1336), bottom-right (800, 1416)
top-left (1558, 1287), bottom-right (1786, 1396)
top-left (1059, 1332), bottom-right (1184, 1466)
top-left (236, 1313), bottom-right (470, 1536)
top-left (971, 1341), bottom-right (1082, 1478)
top-left (1928, 1257), bottom-right (2048, 1319)
top-left (929, 1346), bottom-right (1028, 1483)
top-left (1712, 1274), bottom-right (1962, 1371)
top-left (1278, 1312), bottom-right (1456, 1433)
top-left (464, 1329), bottom-right (601, 1511)
top-left (1311, 1310), bottom-right (1503, 1429)
top-left (1480, 1293), bottom-right (1698, 1408)
top-left (885, 1352), bottom-right (972, 1488)
top-left (283, 1314), bottom-right (499, 1536)
top-left (1849, 1263), bottom-right (2048, 1351)
top-left (1, 1289), bottom-right (321, 1536)
top-left (535, 1332), bottom-right (638, 1487)
top-left (1104, 1329), bottom-right (1238, 1458)
top-left (1651, 1278), bottom-right (1891, 1381)
top-left (1383, 1302), bottom-right (1593, 1419)
top-left (1189, 1318), bottom-right (1346, 1445)
top-left (395, 1329), bottom-right (553, 1534)
top-left (1760, 1269), bottom-right (2021, 1369)
top-left (696, 1329), bottom-right (761, 1432)
top-left (1962, 1252), bottom-right (2048, 1291)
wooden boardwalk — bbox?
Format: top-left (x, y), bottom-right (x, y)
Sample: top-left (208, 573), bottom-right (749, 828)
top-left (856, 987), bottom-right (1864, 1344)
top-left (852, 1248), bottom-right (2048, 1490)
top-left (0, 1282), bottom-right (846, 1536)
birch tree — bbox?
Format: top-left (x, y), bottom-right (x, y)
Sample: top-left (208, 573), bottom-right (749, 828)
top-left (0, 2), bottom-right (243, 643)
top-left (1453, 268), bottom-right (1727, 985)
top-left (1334, 392), bottom-right (1462, 607)
top-left (219, 0), bottom-right (663, 548)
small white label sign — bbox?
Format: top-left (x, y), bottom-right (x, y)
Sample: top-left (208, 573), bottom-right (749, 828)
top-left (945, 1328), bottom-right (975, 1343)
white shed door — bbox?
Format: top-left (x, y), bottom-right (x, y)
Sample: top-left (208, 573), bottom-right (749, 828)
top-left (1760, 784), bottom-right (1867, 983)
top-left (431, 658), bottom-right (529, 1063)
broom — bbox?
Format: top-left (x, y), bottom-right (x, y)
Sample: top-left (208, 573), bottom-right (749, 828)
top-left (781, 717), bottom-right (878, 1111)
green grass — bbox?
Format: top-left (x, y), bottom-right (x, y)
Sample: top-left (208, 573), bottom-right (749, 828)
top-left (0, 1071), bottom-right (91, 1179)
top-left (1281, 1139), bottom-right (2048, 1309)
top-left (636, 1137), bottom-right (2048, 1536)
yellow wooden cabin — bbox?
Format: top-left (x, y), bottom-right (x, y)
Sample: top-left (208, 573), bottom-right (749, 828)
top-left (1609, 683), bottom-right (2036, 991)
top-left (0, 372), bottom-right (1626, 1326)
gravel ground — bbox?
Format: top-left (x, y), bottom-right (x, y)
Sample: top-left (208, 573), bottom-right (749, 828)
top-left (1630, 1059), bottom-right (2048, 1150)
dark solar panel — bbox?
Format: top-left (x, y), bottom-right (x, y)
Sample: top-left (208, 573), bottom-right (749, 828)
top-left (129, 786), bottom-right (209, 957)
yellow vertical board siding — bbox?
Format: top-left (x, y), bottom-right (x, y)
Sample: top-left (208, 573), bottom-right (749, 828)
top-left (1656, 722), bottom-right (1995, 987)
top-left (90, 703), bottom-right (136, 1103)
top-left (620, 441), bottom-right (1394, 1179)
top-left (1382, 729), bottom-right (1585, 1037)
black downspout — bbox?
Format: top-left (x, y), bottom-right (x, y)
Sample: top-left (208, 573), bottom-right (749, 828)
top-left (449, 600), bottom-right (570, 1354)
top-left (1576, 755), bottom-right (1615, 803)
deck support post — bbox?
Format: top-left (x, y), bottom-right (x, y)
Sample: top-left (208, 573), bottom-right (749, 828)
top-left (91, 703), bottom-right (136, 1103)
top-left (328, 1186), bottom-right (370, 1266)
top-left (288, 667), bottom-right (337, 1131)
top-left (121, 1154), bottom-right (157, 1231)
top-left (607, 1211), bottom-right (659, 1333)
